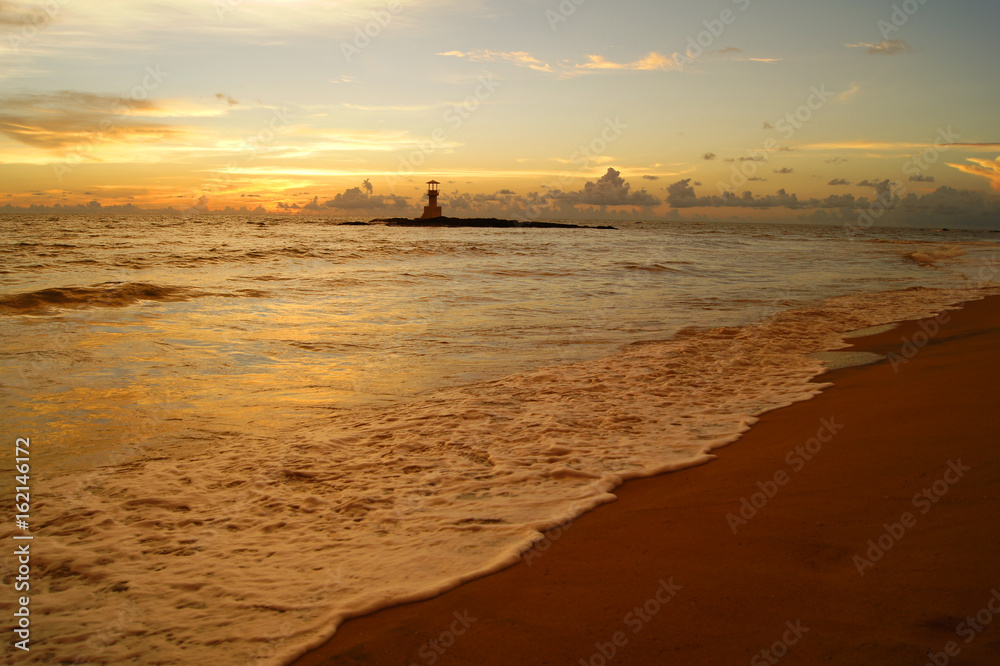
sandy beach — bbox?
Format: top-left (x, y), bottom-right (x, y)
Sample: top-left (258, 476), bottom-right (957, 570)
top-left (293, 294), bottom-right (1000, 666)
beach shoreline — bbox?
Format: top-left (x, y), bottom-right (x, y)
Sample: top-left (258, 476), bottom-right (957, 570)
top-left (292, 294), bottom-right (1000, 665)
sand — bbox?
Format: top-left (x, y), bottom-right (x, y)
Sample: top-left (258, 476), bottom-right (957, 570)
top-left (292, 295), bottom-right (1000, 665)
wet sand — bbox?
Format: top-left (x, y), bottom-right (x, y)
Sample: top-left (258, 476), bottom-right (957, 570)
top-left (293, 295), bottom-right (1000, 665)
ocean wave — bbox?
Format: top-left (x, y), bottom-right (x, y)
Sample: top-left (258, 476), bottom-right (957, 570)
top-left (0, 282), bottom-right (269, 314)
top-left (903, 246), bottom-right (967, 266)
top-left (14, 283), bottom-right (998, 665)
top-left (0, 282), bottom-right (201, 314)
top-left (620, 261), bottom-right (689, 273)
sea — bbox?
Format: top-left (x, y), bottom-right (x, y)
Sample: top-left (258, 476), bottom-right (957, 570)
top-left (1, 214), bottom-right (998, 665)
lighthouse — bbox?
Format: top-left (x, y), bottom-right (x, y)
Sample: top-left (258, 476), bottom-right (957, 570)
top-left (420, 180), bottom-right (443, 219)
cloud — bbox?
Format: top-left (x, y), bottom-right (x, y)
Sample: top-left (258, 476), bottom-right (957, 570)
top-left (438, 50), bottom-right (553, 73)
top-left (549, 168), bottom-right (661, 207)
top-left (573, 51), bottom-right (681, 73)
top-left (805, 141), bottom-right (936, 151)
top-left (836, 83), bottom-right (861, 104)
top-left (702, 152), bottom-right (717, 161)
top-left (825, 157), bottom-right (848, 164)
top-left (343, 103), bottom-right (441, 112)
top-left (762, 121), bottom-right (774, 130)
top-left (667, 178), bottom-right (799, 209)
top-left (0, 1), bottom-right (40, 26)
top-left (448, 189), bottom-right (525, 212)
top-left (713, 47), bottom-right (780, 64)
top-left (439, 49), bottom-right (684, 77)
top-left (773, 168), bottom-right (794, 174)
top-left (828, 178), bottom-right (851, 186)
top-left (909, 174), bottom-right (935, 183)
top-left (215, 93), bottom-right (239, 106)
top-left (0, 90), bottom-right (177, 150)
top-left (854, 180), bottom-right (898, 199)
top-left (846, 39), bottom-right (913, 55)
top-left (747, 177), bottom-right (766, 182)
top-left (441, 47), bottom-right (782, 79)
top-left (322, 180), bottom-right (408, 210)
top-left (949, 156), bottom-right (1000, 193)
top-left (944, 143), bottom-right (1000, 149)
top-left (642, 175), bottom-right (659, 181)
top-left (665, 178), bottom-right (1000, 227)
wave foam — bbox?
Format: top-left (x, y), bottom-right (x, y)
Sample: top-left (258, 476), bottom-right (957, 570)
top-left (7, 284), bottom-right (998, 665)
top-left (902, 245), bottom-right (968, 265)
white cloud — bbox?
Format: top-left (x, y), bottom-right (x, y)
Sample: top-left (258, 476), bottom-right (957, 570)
top-left (846, 39), bottom-right (913, 55)
top-left (549, 168), bottom-right (661, 207)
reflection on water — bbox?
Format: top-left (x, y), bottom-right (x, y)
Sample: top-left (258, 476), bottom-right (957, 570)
top-left (0, 215), bottom-right (994, 472)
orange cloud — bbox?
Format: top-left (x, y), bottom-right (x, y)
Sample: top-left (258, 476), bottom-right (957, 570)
top-left (574, 52), bottom-right (681, 72)
top-left (949, 157), bottom-right (1000, 193)
top-left (0, 91), bottom-right (178, 151)
top-left (439, 49), bottom-right (686, 77)
top-left (438, 50), bottom-right (553, 73)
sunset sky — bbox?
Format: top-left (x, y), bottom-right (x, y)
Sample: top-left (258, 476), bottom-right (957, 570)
top-left (1, 0), bottom-right (998, 223)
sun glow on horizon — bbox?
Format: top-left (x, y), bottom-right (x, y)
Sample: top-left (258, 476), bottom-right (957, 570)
top-left (1, 0), bottom-right (998, 226)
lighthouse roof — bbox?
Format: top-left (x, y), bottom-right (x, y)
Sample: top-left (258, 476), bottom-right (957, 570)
top-left (427, 180), bottom-right (440, 184)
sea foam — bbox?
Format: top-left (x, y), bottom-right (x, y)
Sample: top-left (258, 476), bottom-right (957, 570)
top-left (6, 282), bottom-right (998, 666)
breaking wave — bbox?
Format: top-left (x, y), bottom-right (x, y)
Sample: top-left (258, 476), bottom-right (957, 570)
top-left (903, 246), bottom-right (968, 266)
top-left (0, 283), bottom-right (268, 314)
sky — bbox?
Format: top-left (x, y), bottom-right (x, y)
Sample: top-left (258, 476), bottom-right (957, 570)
top-left (1, 0), bottom-right (999, 225)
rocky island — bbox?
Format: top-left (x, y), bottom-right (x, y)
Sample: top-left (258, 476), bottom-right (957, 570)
top-left (372, 217), bottom-right (616, 229)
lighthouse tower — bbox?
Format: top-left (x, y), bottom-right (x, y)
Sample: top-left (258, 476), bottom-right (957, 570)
top-left (420, 180), bottom-right (443, 219)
